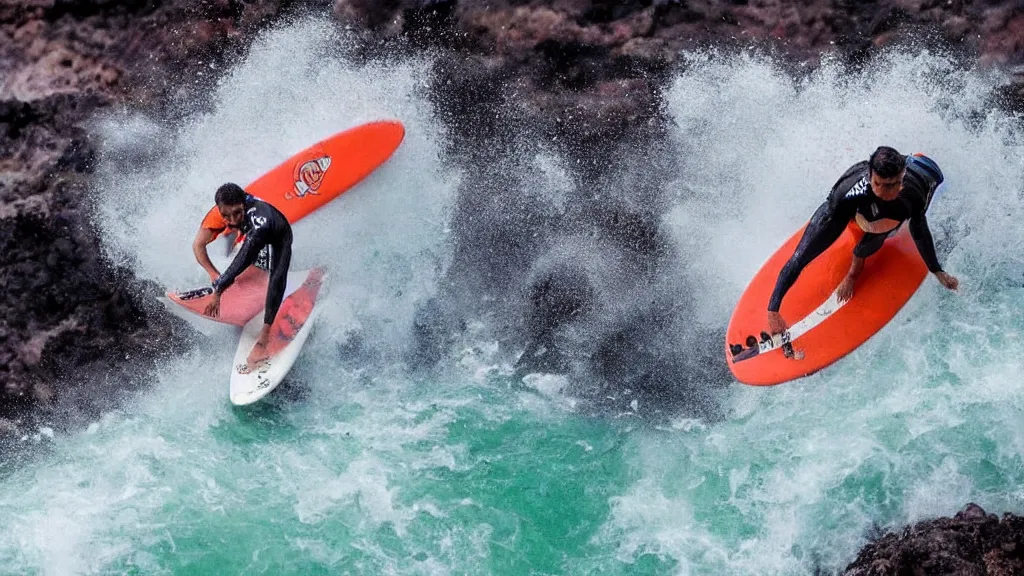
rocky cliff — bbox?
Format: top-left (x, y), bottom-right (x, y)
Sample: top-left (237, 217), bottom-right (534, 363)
top-left (0, 0), bottom-right (302, 431)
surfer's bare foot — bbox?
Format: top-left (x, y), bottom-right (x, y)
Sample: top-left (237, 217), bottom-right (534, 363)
top-left (238, 353), bottom-right (269, 375)
top-left (246, 343), bottom-right (268, 366)
top-left (767, 311), bottom-right (787, 335)
top-left (837, 276), bottom-right (856, 303)
top-left (241, 324), bottom-right (272, 366)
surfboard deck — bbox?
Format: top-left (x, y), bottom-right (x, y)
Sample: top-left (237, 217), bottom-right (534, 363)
top-left (230, 267), bottom-right (327, 406)
top-left (725, 221), bottom-right (929, 386)
top-left (165, 267), bottom-right (310, 327)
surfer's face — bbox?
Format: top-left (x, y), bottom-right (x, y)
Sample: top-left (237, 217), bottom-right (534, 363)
top-left (870, 169), bottom-right (904, 201)
top-left (217, 202), bottom-right (246, 228)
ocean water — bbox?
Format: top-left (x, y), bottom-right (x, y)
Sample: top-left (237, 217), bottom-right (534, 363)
top-left (2, 17), bottom-right (1024, 576)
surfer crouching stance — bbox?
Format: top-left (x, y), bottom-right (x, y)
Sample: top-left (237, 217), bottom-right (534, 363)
top-left (193, 183), bottom-right (294, 365)
top-left (767, 146), bottom-right (959, 336)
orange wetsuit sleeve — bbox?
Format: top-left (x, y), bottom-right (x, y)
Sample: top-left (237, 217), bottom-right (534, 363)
top-left (201, 206), bottom-right (228, 240)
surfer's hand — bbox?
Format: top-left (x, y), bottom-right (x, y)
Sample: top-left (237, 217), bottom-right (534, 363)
top-left (204, 293), bottom-right (221, 317)
top-left (837, 275), bottom-right (856, 304)
top-left (936, 271), bottom-right (959, 291)
top-left (767, 311), bottom-right (787, 335)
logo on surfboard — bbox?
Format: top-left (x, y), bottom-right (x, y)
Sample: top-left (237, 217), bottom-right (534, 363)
top-left (287, 155), bottom-right (332, 199)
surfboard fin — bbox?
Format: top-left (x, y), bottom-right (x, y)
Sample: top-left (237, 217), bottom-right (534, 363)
top-left (175, 286), bottom-right (213, 301)
top-left (730, 335), bottom-right (762, 361)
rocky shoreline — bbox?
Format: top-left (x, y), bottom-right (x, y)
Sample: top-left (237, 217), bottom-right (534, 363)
top-left (845, 503), bottom-right (1024, 575)
top-left (0, 0), bottom-right (303, 433)
top-left (2, 0), bottom-right (1023, 571)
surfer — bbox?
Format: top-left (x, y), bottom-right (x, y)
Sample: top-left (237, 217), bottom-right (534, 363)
top-left (767, 147), bottom-right (959, 335)
top-left (194, 183), bottom-right (294, 365)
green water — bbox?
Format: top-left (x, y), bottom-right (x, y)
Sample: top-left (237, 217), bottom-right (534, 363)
top-left (2, 284), bottom-right (1024, 575)
top-left (0, 345), bottom-right (641, 575)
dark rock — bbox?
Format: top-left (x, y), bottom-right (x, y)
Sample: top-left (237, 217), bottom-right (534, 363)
top-left (844, 504), bottom-right (1024, 576)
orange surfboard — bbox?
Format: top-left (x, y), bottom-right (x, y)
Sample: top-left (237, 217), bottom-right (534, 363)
top-left (725, 210), bottom-right (933, 386)
top-left (200, 119), bottom-right (405, 228)
top-left (166, 120), bottom-right (404, 326)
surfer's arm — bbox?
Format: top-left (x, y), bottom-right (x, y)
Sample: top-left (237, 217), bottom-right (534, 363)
top-left (908, 213), bottom-right (943, 273)
top-left (212, 230), bottom-right (267, 294)
top-left (192, 227), bottom-right (222, 281)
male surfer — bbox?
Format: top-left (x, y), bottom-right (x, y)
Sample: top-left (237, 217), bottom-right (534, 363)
top-left (193, 183), bottom-right (293, 365)
top-left (767, 146), bottom-right (959, 336)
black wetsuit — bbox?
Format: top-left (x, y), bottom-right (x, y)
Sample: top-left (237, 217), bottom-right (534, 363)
top-left (767, 154), bottom-right (945, 313)
top-left (211, 195), bottom-right (293, 325)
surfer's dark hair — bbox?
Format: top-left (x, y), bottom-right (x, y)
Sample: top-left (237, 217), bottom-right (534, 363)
top-left (215, 183), bottom-right (247, 206)
top-left (869, 146), bottom-right (906, 179)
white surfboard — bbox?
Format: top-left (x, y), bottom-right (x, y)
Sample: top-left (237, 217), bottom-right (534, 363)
top-left (228, 268), bottom-right (327, 406)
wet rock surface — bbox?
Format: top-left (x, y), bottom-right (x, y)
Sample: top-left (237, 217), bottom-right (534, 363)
top-left (844, 503), bottom-right (1024, 576)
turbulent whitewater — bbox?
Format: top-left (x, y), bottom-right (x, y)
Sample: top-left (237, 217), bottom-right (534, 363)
top-left (1, 18), bottom-right (1024, 575)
